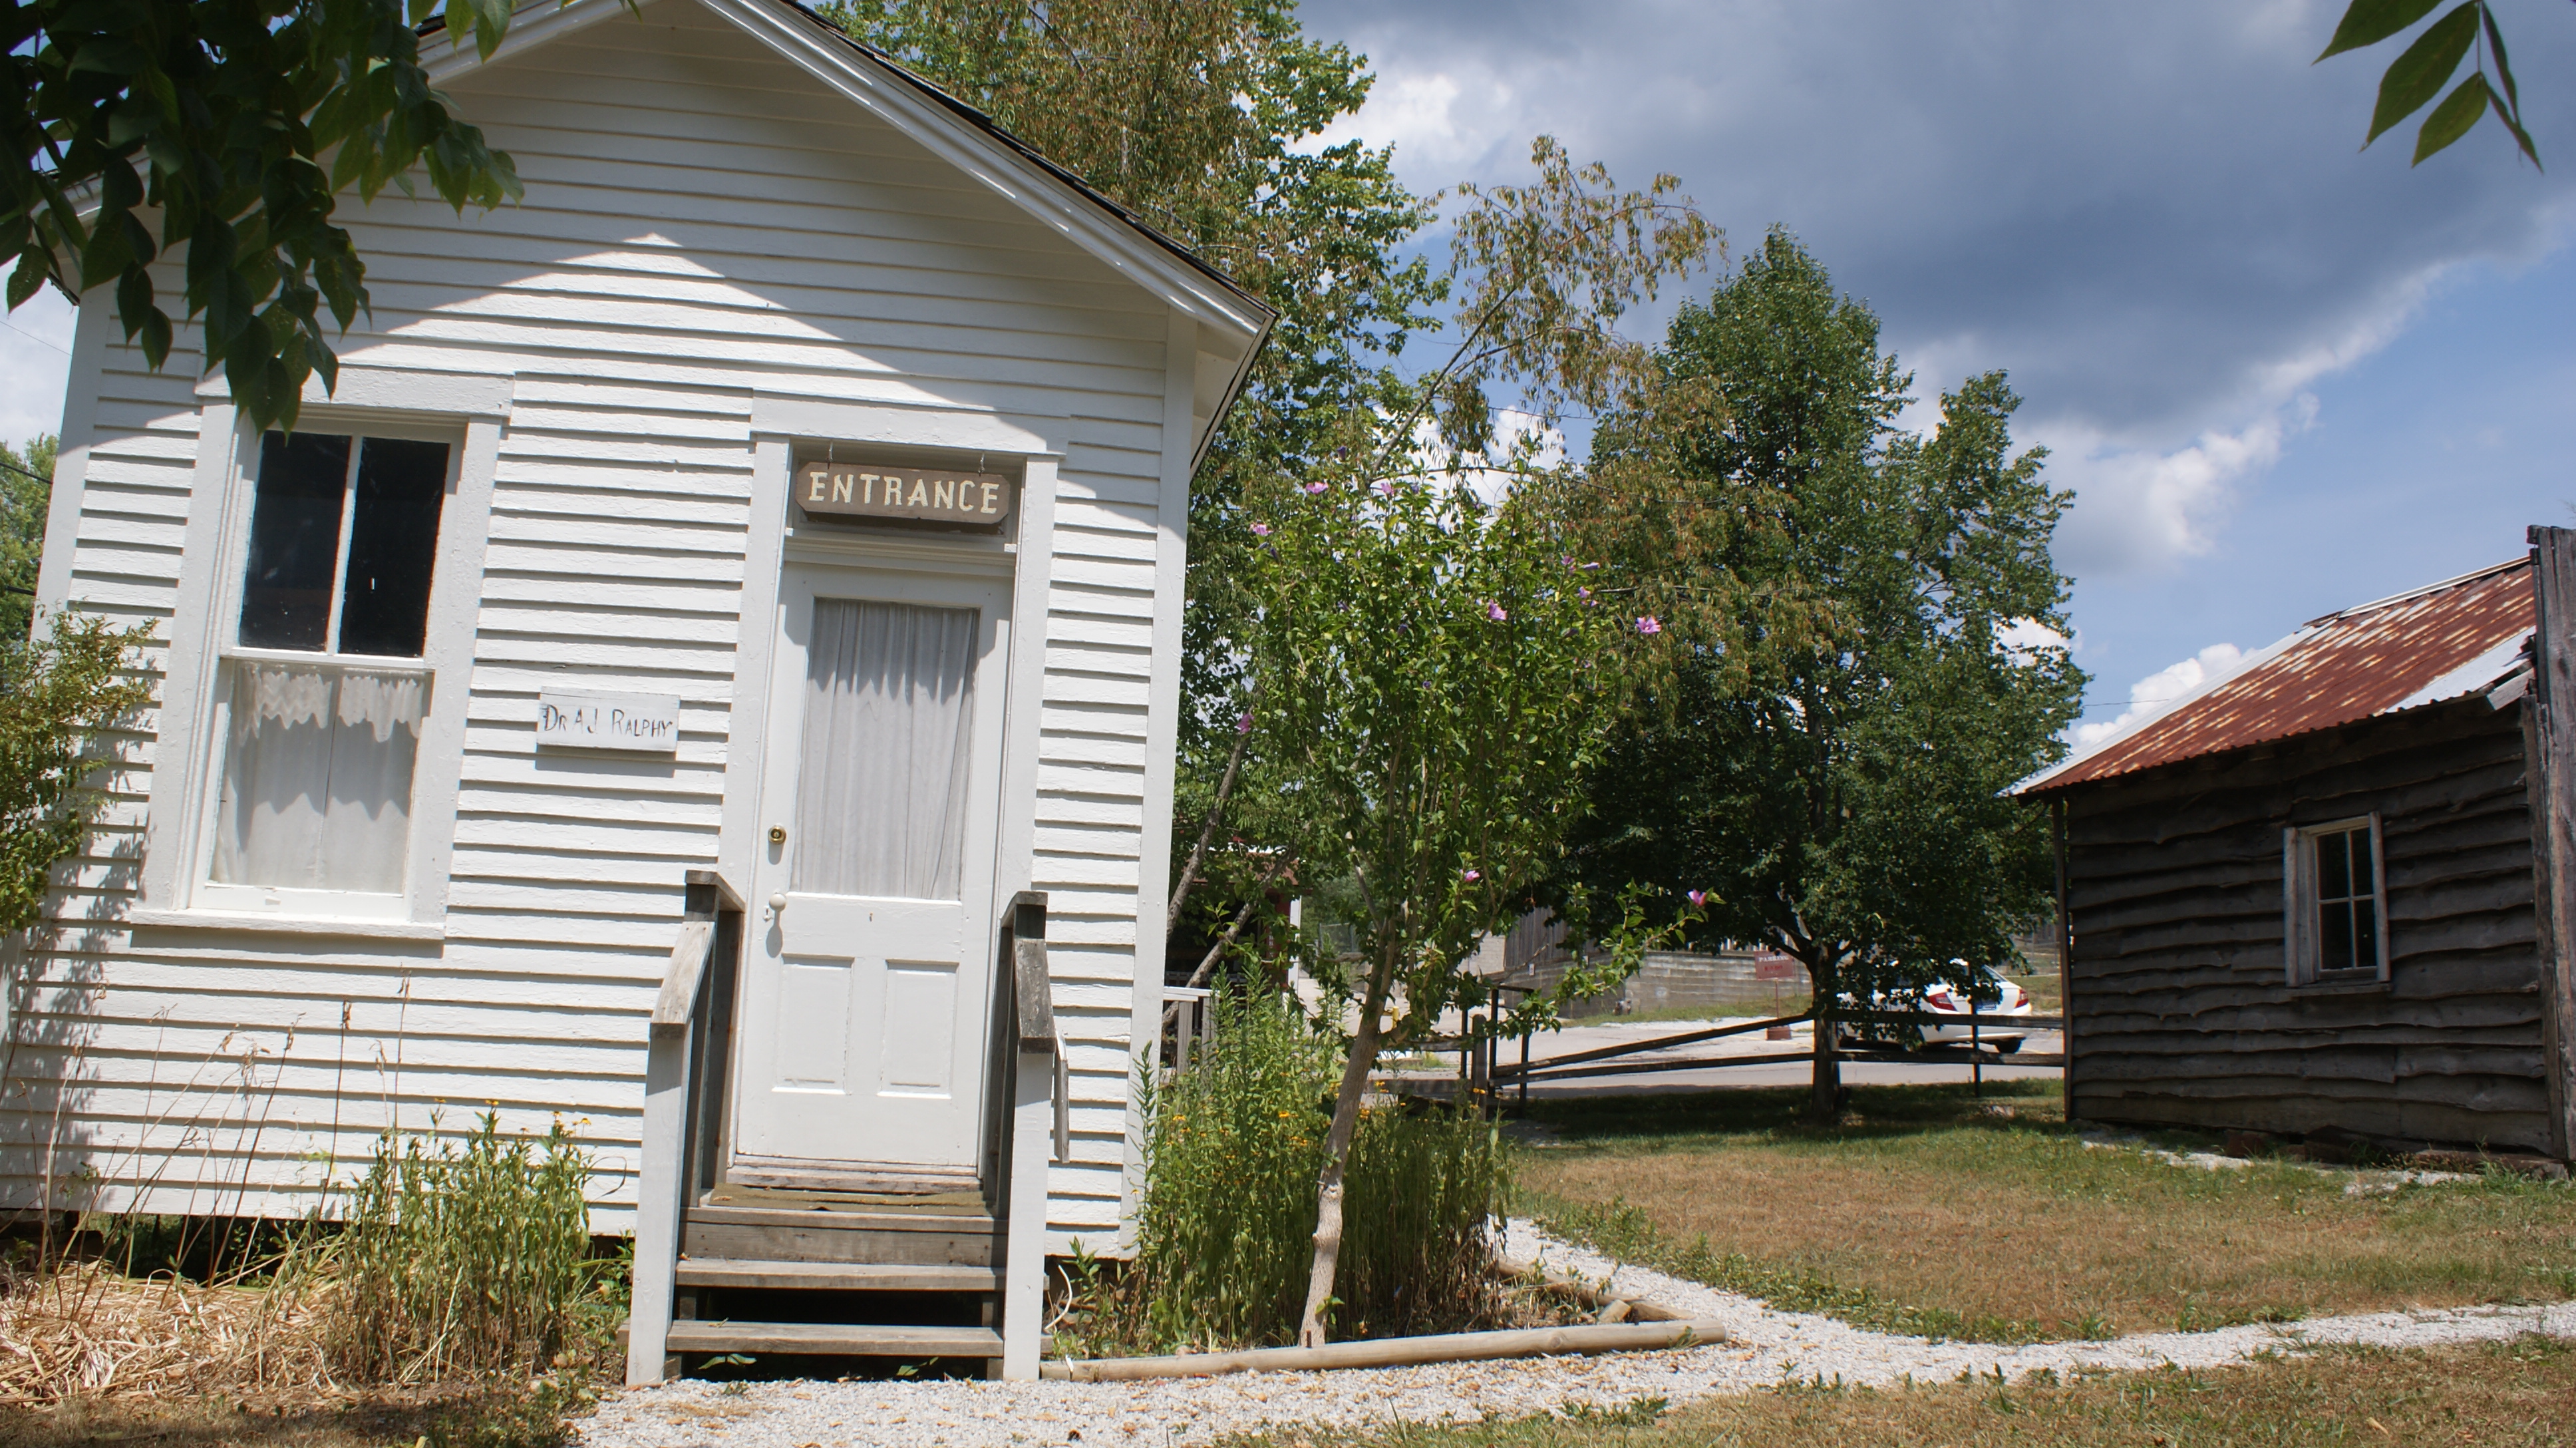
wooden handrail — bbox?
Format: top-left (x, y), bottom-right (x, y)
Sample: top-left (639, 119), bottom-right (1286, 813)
top-left (1009, 891), bottom-right (1053, 1053)
top-left (652, 920), bottom-right (717, 1034)
top-left (685, 867), bottom-right (746, 918)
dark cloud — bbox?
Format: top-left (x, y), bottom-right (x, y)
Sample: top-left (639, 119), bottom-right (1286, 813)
top-left (1297, 0), bottom-right (2574, 440)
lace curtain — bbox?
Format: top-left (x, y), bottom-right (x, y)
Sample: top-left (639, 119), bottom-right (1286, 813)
top-left (213, 659), bottom-right (425, 893)
top-left (790, 600), bottom-right (979, 901)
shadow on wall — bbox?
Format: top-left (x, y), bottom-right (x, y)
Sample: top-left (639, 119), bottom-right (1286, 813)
top-left (1, 844), bottom-right (468, 1223)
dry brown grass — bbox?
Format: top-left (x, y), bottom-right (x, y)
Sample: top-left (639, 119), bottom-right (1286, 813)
top-left (1226, 1336), bottom-right (2576, 1447)
top-left (0, 1262), bottom-right (593, 1448)
top-left (0, 1390), bottom-right (488, 1448)
top-left (1518, 1082), bottom-right (2576, 1340)
top-left (0, 1259), bottom-right (334, 1404)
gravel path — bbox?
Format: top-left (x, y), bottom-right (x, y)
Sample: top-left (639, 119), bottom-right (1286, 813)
top-left (579, 1218), bottom-right (2576, 1448)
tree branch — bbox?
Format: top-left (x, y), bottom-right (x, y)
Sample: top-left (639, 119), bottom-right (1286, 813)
top-left (1167, 683), bottom-right (1257, 936)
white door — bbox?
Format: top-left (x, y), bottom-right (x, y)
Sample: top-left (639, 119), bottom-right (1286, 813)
top-left (733, 563), bottom-right (1011, 1185)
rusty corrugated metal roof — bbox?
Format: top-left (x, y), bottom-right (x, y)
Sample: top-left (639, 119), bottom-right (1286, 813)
top-left (2018, 557), bottom-right (2535, 795)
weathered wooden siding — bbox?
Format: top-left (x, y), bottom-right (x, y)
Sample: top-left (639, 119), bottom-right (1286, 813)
top-left (7, 0), bottom-right (1178, 1245)
top-left (2063, 696), bottom-right (2549, 1152)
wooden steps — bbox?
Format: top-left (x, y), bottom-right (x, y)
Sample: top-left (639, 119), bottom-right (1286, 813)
top-left (663, 1320), bottom-right (1005, 1358)
top-left (683, 1204), bottom-right (1001, 1266)
top-left (675, 1258), bottom-right (1001, 1292)
top-left (653, 1193), bottom-right (1007, 1372)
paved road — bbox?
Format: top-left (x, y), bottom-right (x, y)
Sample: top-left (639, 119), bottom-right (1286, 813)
top-left (1416, 1015), bottom-right (2062, 1099)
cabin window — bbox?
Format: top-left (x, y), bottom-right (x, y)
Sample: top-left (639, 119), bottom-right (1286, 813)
top-left (206, 431), bottom-right (449, 904)
top-left (2284, 814), bottom-right (2390, 986)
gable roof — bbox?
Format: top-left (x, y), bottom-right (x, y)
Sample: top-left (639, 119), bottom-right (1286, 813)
top-left (425, 0), bottom-right (1275, 468)
top-left (2016, 556), bottom-right (2536, 796)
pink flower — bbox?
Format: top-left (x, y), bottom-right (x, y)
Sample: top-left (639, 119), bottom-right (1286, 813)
top-left (1250, 522), bottom-right (1271, 536)
top-left (1236, 711), bottom-right (1253, 735)
top-left (1304, 481), bottom-right (1329, 495)
top-left (1462, 868), bottom-right (1481, 882)
top-left (1578, 587), bottom-right (1592, 600)
top-left (1486, 602), bottom-right (1508, 622)
top-left (1374, 480), bottom-right (1397, 497)
top-left (1687, 889), bottom-right (1707, 908)
top-left (1636, 616), bottom-right (1662, 635)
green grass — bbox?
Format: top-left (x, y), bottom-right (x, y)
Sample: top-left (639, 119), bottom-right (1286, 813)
top-left (1515, 1081), bottom-right (2576, 1342)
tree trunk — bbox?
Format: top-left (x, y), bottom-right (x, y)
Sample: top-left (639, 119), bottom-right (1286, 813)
top-left (1808, 1011), bottom-right (1841, 1123)
top-left (1298, 955), bottom-right (1393, 1349)
top-left (1806, 956), bottom-right (1840, 1124)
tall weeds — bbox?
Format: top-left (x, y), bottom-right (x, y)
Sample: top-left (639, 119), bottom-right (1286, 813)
top-left (1112, 988), bottom-right (1508, 1350)
top-left (321, 1111), bottom-right (595, 1385)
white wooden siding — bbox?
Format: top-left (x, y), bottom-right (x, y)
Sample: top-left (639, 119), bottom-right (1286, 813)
top-left (8, 0), bottom-right (1182, 1247)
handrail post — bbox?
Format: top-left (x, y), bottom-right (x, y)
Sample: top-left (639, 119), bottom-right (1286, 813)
top-left (627, 871), bottom-right (741, 1387)
top-left (1001, 891), bottom-right (1054, 1381)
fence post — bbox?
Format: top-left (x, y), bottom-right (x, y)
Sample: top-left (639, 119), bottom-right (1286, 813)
top-left (1970, 991), bottom-right (1982, 1097)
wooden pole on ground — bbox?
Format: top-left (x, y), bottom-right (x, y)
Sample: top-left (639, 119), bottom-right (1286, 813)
top-left (1042, 1318), bottom-right (1729, 1381)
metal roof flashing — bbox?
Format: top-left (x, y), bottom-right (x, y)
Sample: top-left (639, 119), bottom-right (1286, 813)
top-left (2015, 556), bottom-right (2535, 798)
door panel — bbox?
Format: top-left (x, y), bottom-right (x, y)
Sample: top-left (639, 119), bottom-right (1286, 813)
top-left (774, 960), bottom-right (854, 1091)
top-left (881, 963), bottom-right (959, 1093)
top-left (732, 564), bottom-right (1009, 1180)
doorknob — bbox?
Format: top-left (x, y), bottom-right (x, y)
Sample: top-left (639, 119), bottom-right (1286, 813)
top-left (768, 892), bottom-right (787, 913)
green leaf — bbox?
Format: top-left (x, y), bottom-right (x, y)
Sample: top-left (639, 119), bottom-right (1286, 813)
top-left (6, 253), bottom-right (45, 311)
top-left (2414, 73), bottom-right (2491, 163)
top-left (66, 38), bottom-right (150, 75)
top-left (2366, 1), bottom-right (2478, 146)
top-left (2480, 2), bottom-right (2519, 112)
top-left (2488, 85), bottom-right (2543, 170)
top-left (2317, 0), bottom-right (2443, 61)
top-left (136, 307), bottom-right (170, 372)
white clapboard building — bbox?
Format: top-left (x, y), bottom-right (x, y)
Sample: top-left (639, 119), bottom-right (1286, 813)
top-left (17, 0), bottom-right (1269, 1380)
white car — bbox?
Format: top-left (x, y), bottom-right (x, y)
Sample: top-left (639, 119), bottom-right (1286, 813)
top-left (1835, 964), bottom-right (2037, 1053)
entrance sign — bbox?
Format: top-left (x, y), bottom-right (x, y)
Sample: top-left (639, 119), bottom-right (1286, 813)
top-left (535, 689), bottom-right (683, 753)
top-left (797, 460), bottom-right (1015, 530)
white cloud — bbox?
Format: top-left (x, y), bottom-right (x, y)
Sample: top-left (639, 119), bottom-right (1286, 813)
top-left (1301, 64), bottom-right (1525, 176)
top-left (2041, 401), bottom-right (2313, 575)
top-left (2071, 642), bottom-right (2247, 749)
top-left (0, 290), bottom-right (75, 447)
top-left (1402, 407), bottom-right (1565, 506)
top-left (1997, 618), bottom-right (2069, 663)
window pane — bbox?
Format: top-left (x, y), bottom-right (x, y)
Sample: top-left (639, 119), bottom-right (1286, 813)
top-left (2316, 830), bottom-right (2350, 900)
top-left (2354, 897), bottom-right (2378, 972)
top-left (335, 438), bottom-right (449, 657)
top-left (214, 661), bottom-right (422, 893)
top-left (2319, 899), bottom-right (2354, 972)
top-left (2348, 827), bottom-right (2374, 894)
top-left (238, 433), bottom-right (351, 650)
top-left (792, 600), bottom-right (979, 900)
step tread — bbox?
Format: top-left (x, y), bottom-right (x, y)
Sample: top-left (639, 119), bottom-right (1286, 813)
top-left (686, 1204), bottom-right (999, 1233)
top-left (675, 1258), bottom-right (1001, 1291)
top-left (663, 1320), bottom-right (1004, 1357)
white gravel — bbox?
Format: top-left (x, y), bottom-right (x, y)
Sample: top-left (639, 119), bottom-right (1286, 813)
top-left (578, 1217), bottom-right (2576, 1448)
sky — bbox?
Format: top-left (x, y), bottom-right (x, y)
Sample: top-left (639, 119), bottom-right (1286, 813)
top-left (1286, 0), bottom-right (2576, 739)
top-left (4, 1), bottom-right (2573, 735)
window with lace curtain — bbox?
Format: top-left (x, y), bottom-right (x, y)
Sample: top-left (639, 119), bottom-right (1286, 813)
top-left (204, 431), bottom-right (449, 906)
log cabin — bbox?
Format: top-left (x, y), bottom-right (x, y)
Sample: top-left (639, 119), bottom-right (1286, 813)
top-left (2016, 530), bottom-right (2576, 1163)
top-left (11, 0), bottom-right (1272, 1381)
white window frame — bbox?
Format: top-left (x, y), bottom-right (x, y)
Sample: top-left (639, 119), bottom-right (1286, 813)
top-left (135, 374), bottom-right (505, 939)
top-left (2283, 813), bottom-right (2390, 986)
